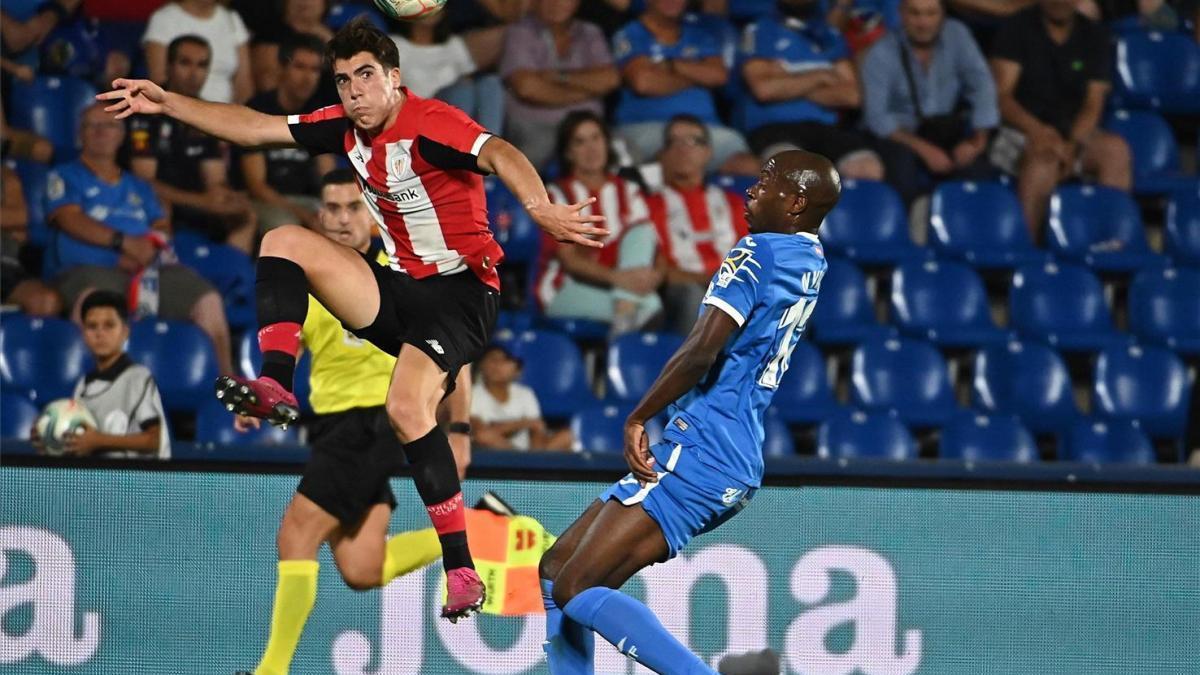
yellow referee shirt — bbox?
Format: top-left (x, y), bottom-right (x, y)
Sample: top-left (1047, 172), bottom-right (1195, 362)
top-left (301, 252), bottom-right (395, 414)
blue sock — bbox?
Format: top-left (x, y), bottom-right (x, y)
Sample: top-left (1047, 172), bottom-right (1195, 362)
top-left (542, 579), bottom-right (594, 674)
top-left (562, 586), bottom-right (715, 675)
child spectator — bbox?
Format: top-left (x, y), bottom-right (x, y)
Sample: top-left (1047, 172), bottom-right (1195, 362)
top-left (471, 344), bottom-right (574, 451)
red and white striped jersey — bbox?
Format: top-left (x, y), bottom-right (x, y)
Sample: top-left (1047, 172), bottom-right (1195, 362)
top-left (534, 174), bottom-right (652, 309)
top-left (647, 183), bottom-right (747, 277)
top-left (287, 89), bottom-right (504, 291)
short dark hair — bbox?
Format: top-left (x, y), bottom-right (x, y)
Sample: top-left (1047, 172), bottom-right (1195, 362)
top-left (81, 290), bottom-right (129, 323)
top-left (555, 110), bottom-right (617, 175)
top-left (320, 168), bottom-right (359, 192)
top-left (326, 16), bottom-right (399, 72)
top-left (663, 114), bottom-right (710, 145)
top-left (167, 34), bottom-right (211, 65)
top-left (279, 32), bottom-right (328, 66)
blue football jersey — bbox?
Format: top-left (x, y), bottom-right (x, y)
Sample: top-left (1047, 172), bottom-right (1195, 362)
top-left (663, 232), bottom-right (826, 487)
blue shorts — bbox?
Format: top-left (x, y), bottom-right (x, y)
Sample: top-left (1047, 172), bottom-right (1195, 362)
top-left (599, 441), bottom-right (756, 559)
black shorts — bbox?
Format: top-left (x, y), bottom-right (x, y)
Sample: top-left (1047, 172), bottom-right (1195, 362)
top-left (349, 261), bottom-right (499, 392)
top-left (748, 121), bottom-right (877, 163)
top-left (297, 407), bottom-right (402, 527)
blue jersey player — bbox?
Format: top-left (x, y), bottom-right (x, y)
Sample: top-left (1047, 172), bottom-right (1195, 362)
top-left (538, 150), bottom-right (840, 674)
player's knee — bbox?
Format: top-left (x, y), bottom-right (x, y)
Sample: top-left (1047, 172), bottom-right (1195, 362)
top-left (550, 566), bottom-right (600, 609)
top-left (340, 566), bottom-right (382, 592)
top-left (539, 542), bottom-right (567, 582)
top-left (260, 223), bottom-right (308, 258)
top-left (385, 397), bottom-right (434, 444)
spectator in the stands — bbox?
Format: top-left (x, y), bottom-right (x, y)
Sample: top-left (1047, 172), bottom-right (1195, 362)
top-left (739, 0), bottom-right (885, 180)
top-left (471, 344), bottom-right (574, 452)
top-left (648, 115), bottom-right (748, 335)
top-left (1, 0), bottom-right (79, 121)
top-left (0, 109), bottom-right (54, 164)
top-left (45, 103), bottom-right (234, 376)
top-left (535, 111), bottom-right (663, 336)
top-left (248, 0), bottom-right (333, 94)
top-left (612, 0), bottom-right (758, 175)
top-left (241, 34), bottom-right (335, 232)
top-left (129, 35), bottom-right (257, 254)
top-left (35, 290), bottom-right (171, 459)
top-left (143, 0), bottom-right (252, 103)
top-left (500, 0), bottom-right (620, 170)
top-left (861, 0), bottom-right (998, 203)
top-left (1, 164), bottom-right (62, 316)
top-left (989, 0), bottom-right (1130, 241)
top-left (391, 7), bottom-right (504, 133)
top-left (825, 0), bottom-right (901, 57)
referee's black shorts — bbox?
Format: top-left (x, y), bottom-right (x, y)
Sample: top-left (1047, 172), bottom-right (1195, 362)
top-left (349, 261), bottom-right (499, 394)
top-left (297, 406), bottom-right (402, 527)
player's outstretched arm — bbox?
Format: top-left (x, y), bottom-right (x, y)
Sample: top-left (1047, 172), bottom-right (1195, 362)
top-left (477, 136), bottom-right (609, 249)
top-left (96, 78), bottom-right (294, 147)
top-left (623, 308), bottom-right (739, 484)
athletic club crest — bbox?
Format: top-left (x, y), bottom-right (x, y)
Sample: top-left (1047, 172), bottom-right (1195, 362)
top-left (392, 154), bottom-right (410, 178)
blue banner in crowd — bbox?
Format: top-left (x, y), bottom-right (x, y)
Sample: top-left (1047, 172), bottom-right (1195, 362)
top-left (1, 466), bottom-right (1197, 673)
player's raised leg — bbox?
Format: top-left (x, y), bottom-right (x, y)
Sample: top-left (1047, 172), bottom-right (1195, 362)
top-left (327, 503), bottom-right (441, 591)
top-left (386, 344), bottom-right (486, 620)
top-left (215, 224), bottom-right (381, 427)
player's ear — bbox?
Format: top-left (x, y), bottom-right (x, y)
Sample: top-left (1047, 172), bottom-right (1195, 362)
top-left (791, 191), bottom-right (808, 216)
top-left (390, 67), bottom-right (402, 90)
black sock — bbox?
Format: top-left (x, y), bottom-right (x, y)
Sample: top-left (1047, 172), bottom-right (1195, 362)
top-left (256, 257), bottom-right (309, 391)
top-left (403, 427), bottom-right (474, 571)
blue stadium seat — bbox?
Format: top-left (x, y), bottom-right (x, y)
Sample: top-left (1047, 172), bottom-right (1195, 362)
top-left (10, 159), bottom-right (50, 246)
top-left (607, 332), bottom-right (685, 401)
top-left (818, 180), bottom-right (921, 264)
top-left (485, 177), bottom-right (541, 265)
top-left (1009, 262), bottom-right (1127, 352)
top-left (1113, 31), bottom-right (1200, 113)
top-left (8, 76), bottom-right (97, 161)
top-left (539, 317), bottom-right (610, 342)
top-left (972, 341), bottom-right (1078, 436)
top-left (1, 392), bottom-right (39, 439)
top-left (173, 239), bottom-right (256, 330)
top-left (929, 181), bottom-right (1043, 269)
top-left (128, 319), bottom-right (219, 415)
top-left (710, 174), bottom-right (756, 196)
top-left (236, 331), bottom-right (313, 413)
top-left (0, 313), bottom-right (90, 401)
top-left (194, 397), bottom-right (300, 448)
top-left (890, 259), bottom-right (1008, 348)
top-left (938, 411), bottom-right (1038, 463)
top-left (1106, 110), bottom-right (1193, 195)
top-left (495, 309), bottom-right (536, 332)
top-left (817, 409), bottom-right (917, 460)
top-left (495, 328), bottom-right (596, 419)
top-left (762, 409), bottom-right (797, 458)
top-left (809, 258), bottom-right (886, 345)
top-left (769, 339), bottom-right (837, 424)
top-left (1093, 344), bottom-right (1191, 440)
top-left (325, 2), bottom-right (389, 30)
top-left (1047, 185), bottom-right (1162, 272)
top-left (850, 335), bottom-right (956, 427)
top-left (1129, 267), bottom-right (1200, 355)
top-left (1165, 186), bottom-right (1200, 266)
top-left (1061, 418), bottom-right (1156, 465)
top-left (570, 403), bottom-right (664, 454)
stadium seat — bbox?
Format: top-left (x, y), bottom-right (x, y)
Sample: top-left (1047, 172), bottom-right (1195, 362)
top-left (1047, 185), bottom-right (1162, 272)
top-left (0, 392), bottom-right (39, 439)
top-left (236, 331), bottom-right (313, 413)
top-left (890, 259), bottom-right (1008, 347)
top-left (495, 328), bottom-right (596, 419)
top-left (495, 309), bottom-right (536, 332)
top-left (1061, 418), bottom-right (1156, 465)
top-left (1009, 262), bottom-right (1127, 352)
top-left (817, 409), bottom-right (917, 460)
top-left (127, 319), bottom-right (219, 415)
top-left (762, 409), bottom-right (797, 457)
top-left (1165, 186), bottom-right (1200, 266)
top-left (768, 339), bottom-right (838, 425)
top-left (710, 174), bottom-right (756, 196)
top-left (325, 2), bottom-right (389, 30)
top-left (1128, 267), bottom-right (1200, 355)
top-left (8, 76), bottom-right (97, 162)
top-left (194, 397), bottom-right (300, 448)
top-left (607, 332), bottom-right (685, 401)
top-left (570, 403), bottom-right (664, 454)
top-left (10, 159), bottom-right (50, 246)
top-left (929, 181), bottom-right (1043, 269)
top-left (850, 335), bottom-right (957, 427)
top-left (809, 258), bottom-right (886, 345)
top-left (818, 179), bottom-right (921, 264)
top-left (1093, 344), bottom-right (1191, 440)
top-left (173, 238), bottom-right (256, 330)
top-left (938, 411), bottom-right (1038, 463)
top-left (539, 317), bottom-right (610, 342)
top-left (0, 313), bottom-right (90, 401)
top-left (485, 177), bottom-right (541, 265)
top-left (1106, 110), bottom-right (1193, 195)
top-left (1113, 31), bottom-right (1200, 113)
top-left (972, 341), bottom-right (1077, 436)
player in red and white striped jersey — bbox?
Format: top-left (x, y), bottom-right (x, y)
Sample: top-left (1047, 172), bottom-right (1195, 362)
top-left (99, 18), bottom-right (607, 622)
top-left (648, 115), bottom-right (748, 333)
top-left (535, 111), bottom-right (663, 335)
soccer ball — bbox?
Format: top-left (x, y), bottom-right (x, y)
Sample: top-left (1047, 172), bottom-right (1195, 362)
top-left (373, 0), bottom-right (448, 21)
top-left (35, 399), bottom-right (97, 456)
